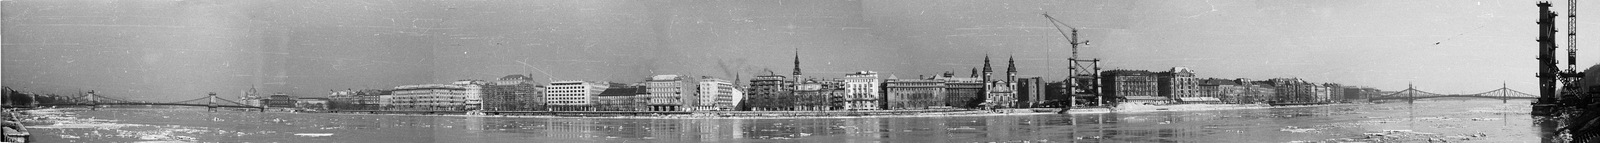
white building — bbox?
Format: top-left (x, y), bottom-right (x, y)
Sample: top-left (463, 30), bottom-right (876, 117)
top-left (728, 87), bottom-right (745, 110)
top-left (389, 84), bottom-right (469, 111)
top-left (843, 71), bottom-right (882, 110)
top-left (645, 75), bottom-right (698, 111)
top-left (545, 80), bottom-right (608, 111)
top-left (697, 77), bottom-right (736, 111)
top-left (452, 80), bottom-right (487, 110)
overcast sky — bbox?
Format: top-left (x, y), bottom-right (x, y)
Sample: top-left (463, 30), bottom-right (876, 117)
top-left (4, 0), bottom-right (1597, 101)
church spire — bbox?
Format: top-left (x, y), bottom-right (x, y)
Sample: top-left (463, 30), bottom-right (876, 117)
top-left (982, 55), bottom-right (993, 73)
top-left (792, 48), bottom-right (801, 76)
top-left (1007, 55), bottom-right (1017, 82)
top-left (1007, 56), bottom-right (1016, 73)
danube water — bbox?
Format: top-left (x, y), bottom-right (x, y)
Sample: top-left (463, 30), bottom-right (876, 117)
top-left (22, 99), bottom-right (1551, 142)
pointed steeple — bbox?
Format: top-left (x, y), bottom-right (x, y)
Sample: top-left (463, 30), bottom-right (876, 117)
top-left (1007, 56), bottom-right (1017, 73)
top-left (792, 48), bottom-right (801, 76)
top-left (1007, 55), bottom-right (1017, 82)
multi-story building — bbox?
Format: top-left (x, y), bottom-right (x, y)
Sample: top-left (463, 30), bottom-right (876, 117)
top-left (265, 93), bottom-right (297, 108)
top-left (644, 75), bottom-right (697, 111)
top-left (1015, 77), bottom-right (1044, 108)
top-left (746, 74), bottom-right (793, 111)
top-left (355, 89), bottom-right (385, 110)
top-left (295, 97), bottom-right (329, 110)
top-left (546, 80), bottom-right (609, 111)
top-left (329, 89), bottom-right (358, 110)
top-left (596, 86), bottom-right (646, 111)
top-left (1264, 78), bottom-right (1314, 103)
top-left (843, 71), bottom-right (882, 110)
top-left (936, 72), bottom-right (984, 108)
top-left (389, 84), bottom-right (470, 111)
top-left (1198, 78), bottom-right (1245, 104)
top-left (792, 79), bottom-right (840, 111)
top-left (1157, 67), bottom-right (1201, 102)
top-left (883, 78), bottom-right (946, 110)
top-left (484, 74), bottom-right (546, 111)
top-left (449, 80), bottom-right (488, 110)
top-left (1101, 70), bottom-right (1160, 103)
top-left (697, 77), bottom-right (737, 111)
top-left (1323, 83), bottom-right (1346, 102)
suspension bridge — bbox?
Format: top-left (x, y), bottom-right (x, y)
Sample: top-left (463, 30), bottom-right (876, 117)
top-left (34, 91), bottom-right (264, 111)
top-left (1368, 84), bottom-right (1538, 102)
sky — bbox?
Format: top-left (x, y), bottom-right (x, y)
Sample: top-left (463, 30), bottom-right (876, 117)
top-left (4, 0), bottom-right (1597, 101)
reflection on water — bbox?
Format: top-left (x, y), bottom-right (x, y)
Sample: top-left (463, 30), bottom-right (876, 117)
top-left (24, 99), bottom-right (1554, 142)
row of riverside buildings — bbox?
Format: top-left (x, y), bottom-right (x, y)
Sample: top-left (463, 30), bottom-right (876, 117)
top-left (315, 52), bottom-right (1386, 112)
top-left (1099, 68), bottom-right (1385, 105)
top-left (319, 53), bottom-right (1052, 111)
top-left (324, 74), bottom-right (747, 111)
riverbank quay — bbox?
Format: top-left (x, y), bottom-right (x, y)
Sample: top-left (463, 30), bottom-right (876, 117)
top-left (2, 108), bottom-right (34, 142)
top-left (314, 103), bottom-right (1364, 119)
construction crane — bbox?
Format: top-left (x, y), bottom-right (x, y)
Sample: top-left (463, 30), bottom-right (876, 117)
top-left (1562, 0), bottom-right (1585, 100)
top-left (1043, 13), bottom-right (1102, 113)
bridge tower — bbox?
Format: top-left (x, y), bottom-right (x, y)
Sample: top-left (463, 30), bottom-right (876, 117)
top-left (1407, 83), bottom-right (1415, 104)
top-left (87, 90), bottom-right (98, 111)
top-left (207, 92), bottom-right (218, 112)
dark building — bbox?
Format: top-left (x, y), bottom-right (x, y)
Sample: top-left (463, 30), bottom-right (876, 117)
top-left (746, 73), bottom-right (794, 111)
top-left (265, 93), bottom-right (297, 108)
top-left (1101, 70), bottom-right (1159, 104)
top-left (484, 74), bottom-right (546, 111)
top-left (1015, 77), bottom-right (1044, 108)
top-left (1043, 81), bottom-right (1070, 107)
top-left (596, 86), bottom-right (645, 111)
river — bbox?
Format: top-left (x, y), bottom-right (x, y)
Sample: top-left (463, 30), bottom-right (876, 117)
top-left (19, 99), bottom-right (1551, 142)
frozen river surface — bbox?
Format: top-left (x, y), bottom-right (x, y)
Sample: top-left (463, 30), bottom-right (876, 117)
top-left (23, 99), bottom-right (1550, 142)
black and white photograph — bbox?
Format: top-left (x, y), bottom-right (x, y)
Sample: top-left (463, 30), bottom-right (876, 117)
top-left (3, 0), bottom-right (1599, 142)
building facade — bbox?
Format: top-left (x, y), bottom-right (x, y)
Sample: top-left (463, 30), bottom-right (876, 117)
top-left (265, 93), bottom-right (297, 108)
top-left (843, 71), bottom-right (882, 110)
top-left (1015, 77), bottom-right (1045, 108)
top-left (546, 80), bottom-right (609, 111)
top-left (460, 80), bottom-right (489, 110)
top-left (883, 78), bottom-right (946, 110)
top-left (644, 75), bottom-right (697, 111)
top-left (697, 77), bottom-right (737, 111)
top-left (937, 72), bottom-right (985, 108)
top-left (1157, 67), bottom-right (1201, 102)
top-left (1101, 70), bottom-right (1160, 104)
top-left (388, 84), bottom-right (471, 111)
top-left (746, 74), bottom-right (793, 111)
top-left (596, 86), bottom-right (646, 111)
top-left (484, 74), bottom-right (546, 111)
top-left (792, 79), bottom-right (842, 111)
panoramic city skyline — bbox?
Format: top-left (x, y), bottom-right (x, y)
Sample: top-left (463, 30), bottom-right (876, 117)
top-left (4, 0), bottom-right (1598, 101)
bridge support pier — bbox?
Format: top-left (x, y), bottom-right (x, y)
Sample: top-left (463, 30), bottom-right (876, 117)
top-left (207, 92), bottom-right (217, 112)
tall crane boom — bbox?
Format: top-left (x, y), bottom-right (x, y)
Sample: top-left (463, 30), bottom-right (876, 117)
top-left (1569, 0), bottom-right (1578, 74)
top-left (1043, 13), bottom-right (1103, 111)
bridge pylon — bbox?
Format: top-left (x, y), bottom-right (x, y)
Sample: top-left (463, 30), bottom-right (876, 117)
top-left (207, 92), bottom-right (218, 112)
top-left (87, 90), bottom-right (98, 111)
